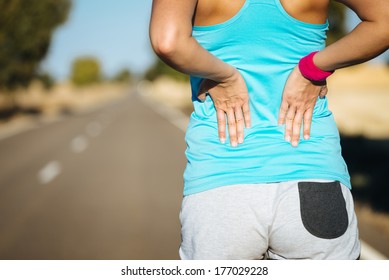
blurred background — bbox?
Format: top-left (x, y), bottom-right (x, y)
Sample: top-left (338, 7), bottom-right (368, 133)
top-left (0, 0), bottom-right (388, 260)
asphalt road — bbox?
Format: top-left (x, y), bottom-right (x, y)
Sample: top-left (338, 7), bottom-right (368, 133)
top-left (0, 92), bottom-right (186, 259)
top-left (0, 91), bottom-right (388, 260)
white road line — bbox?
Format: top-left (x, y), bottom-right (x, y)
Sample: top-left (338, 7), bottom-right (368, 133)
top-left (138, 91), bottom-right (189, 132)
top-left (70, 135), bottom-right (88, 153)
top-left (150, 103), bottom-right (189, 132)
top-left (360, 240), bottom-right (388, 260)
top-left (38, 161), bottom-right (61, 184)
top-left (86, 121), bottom-right (102, 137)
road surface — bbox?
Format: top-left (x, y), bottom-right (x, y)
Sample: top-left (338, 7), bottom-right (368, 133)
top-left (0, 92), bottom-right (186, 259)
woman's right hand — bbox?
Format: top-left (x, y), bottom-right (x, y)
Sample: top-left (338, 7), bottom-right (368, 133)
top-left (198, 69), bottom-right (251, 147)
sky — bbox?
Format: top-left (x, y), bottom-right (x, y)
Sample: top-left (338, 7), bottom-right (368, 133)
top-left (41, 0), bottom-right (154, 80)
top-left (41, 1), bottom-right (387, 81)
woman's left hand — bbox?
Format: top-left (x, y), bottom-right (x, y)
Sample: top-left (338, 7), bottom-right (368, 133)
top-left (278, 66), bottom-right (327, 147)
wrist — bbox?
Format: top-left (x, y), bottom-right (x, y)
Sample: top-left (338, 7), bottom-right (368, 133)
top-left (214, 64), bottom-right (237, 83)
top-left (298, 51), bottom-right (334, 83)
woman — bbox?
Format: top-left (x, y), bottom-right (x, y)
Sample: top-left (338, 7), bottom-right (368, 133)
top-left (150, 0), bottom-right (389, 259)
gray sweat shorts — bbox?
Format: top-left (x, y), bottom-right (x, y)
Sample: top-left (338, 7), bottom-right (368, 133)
top-left (179, 180), bottom-right (360, 260)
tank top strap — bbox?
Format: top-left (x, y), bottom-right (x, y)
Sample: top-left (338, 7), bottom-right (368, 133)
top-left (249, 0), bottom-right (274, 4)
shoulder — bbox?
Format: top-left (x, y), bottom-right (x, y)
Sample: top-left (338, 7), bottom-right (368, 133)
top-left (194, 0), bottom-right (246, 26)
top-left (280, 0), bottom-right (330, 24)
top-left (280, 0), bottom-right (329, 12)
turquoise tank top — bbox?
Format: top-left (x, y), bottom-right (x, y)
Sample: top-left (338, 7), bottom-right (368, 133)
top-left (183, 0), bottom-right (350, 196)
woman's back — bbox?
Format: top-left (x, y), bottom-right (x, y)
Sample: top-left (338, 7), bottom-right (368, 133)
top-left (184, 0), bottom-right (350, 195)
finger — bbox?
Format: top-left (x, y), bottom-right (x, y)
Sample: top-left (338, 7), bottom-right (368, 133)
top-left (234, 107), bottom-right (245, 144)
top-left (242, 101), bottom-right (251, 128)
top-left (197, 91), bottom-right (207, 102)
top-left (197, 92), bottom-right (207, 102)
top-left (291, 110), bottom-right (304, 147)
top-left (285, 106), bottom-right (296, 142)
top-left (226, 109), bottom-right (238, 147)
top-left (303, 108), bottom-right (313, 140)
top-left (319, 85), bottom-right (328, 99)
top-left (278, 100), bottom-right (289, 125)
top-left (216, 109), bottom-right (226, 144)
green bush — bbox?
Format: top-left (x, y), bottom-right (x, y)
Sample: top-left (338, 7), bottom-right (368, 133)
top-left (71, 57), bottom-right (101, 86)
top-left (327, 2), bottom-right (347, 45)
top-left (36, 72), bottom-right (55, 90)
top-left (144, 58), bottom-right (189, 82)
top-left (112, 68), bottom-right (132, 83)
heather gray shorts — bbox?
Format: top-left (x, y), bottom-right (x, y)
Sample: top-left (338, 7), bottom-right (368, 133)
top-left (179, 180), bottom-right (360, 260)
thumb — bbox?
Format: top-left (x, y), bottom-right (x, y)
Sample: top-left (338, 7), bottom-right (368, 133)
top-left (197, 90), bottom-right (207, 102)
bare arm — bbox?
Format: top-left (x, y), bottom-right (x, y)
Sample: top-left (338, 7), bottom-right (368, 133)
top-left (315, 0), bottom-right (389, 70)
top-left (149, 0), bottom-right (251, 146)
top-left (279, 0), bottom-right (389, 147)
top-left (149, 0), bottom-right (234, 81)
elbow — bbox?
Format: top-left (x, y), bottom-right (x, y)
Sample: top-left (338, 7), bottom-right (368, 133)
top-left (377, 22), bottom-right (389, 49)
top-left (383, 22), bottom-right (389, 47)
top-left (377, 8), bottom-right (389, 47)
top-left (150, 27), bottom-right (180, 59)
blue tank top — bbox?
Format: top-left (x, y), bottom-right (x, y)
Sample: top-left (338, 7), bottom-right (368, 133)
top-left (183, 0), bottom-right (350, 195)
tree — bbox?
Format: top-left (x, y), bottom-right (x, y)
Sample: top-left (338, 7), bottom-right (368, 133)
top-left (35, 71), bottom-right (55, 90)
top-left (0, 0), bottom-right (71, 90)
top-left (112, 68), bottom-right (132, 83)
top-left (71, 57), bottom-right (102, 86)
top-left (327, 2), bottom-right (347, 45)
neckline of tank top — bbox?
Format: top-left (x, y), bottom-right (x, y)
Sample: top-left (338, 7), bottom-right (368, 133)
top-left (192, 0), bottom-right (328, 32)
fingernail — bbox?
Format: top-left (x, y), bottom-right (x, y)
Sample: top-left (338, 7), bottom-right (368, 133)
top-left (292, 141), bottom-right (298, 147)
top-left (285, 136), bottom-right (291, 142)
top-left (238, 136), bottom-right (244, 144)
top-left (304, 135), bottom-right (310, 140)
top-left (231, 141), bottom-right (237, 147)
top-left (220, 138), bottom-right (226, 144)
